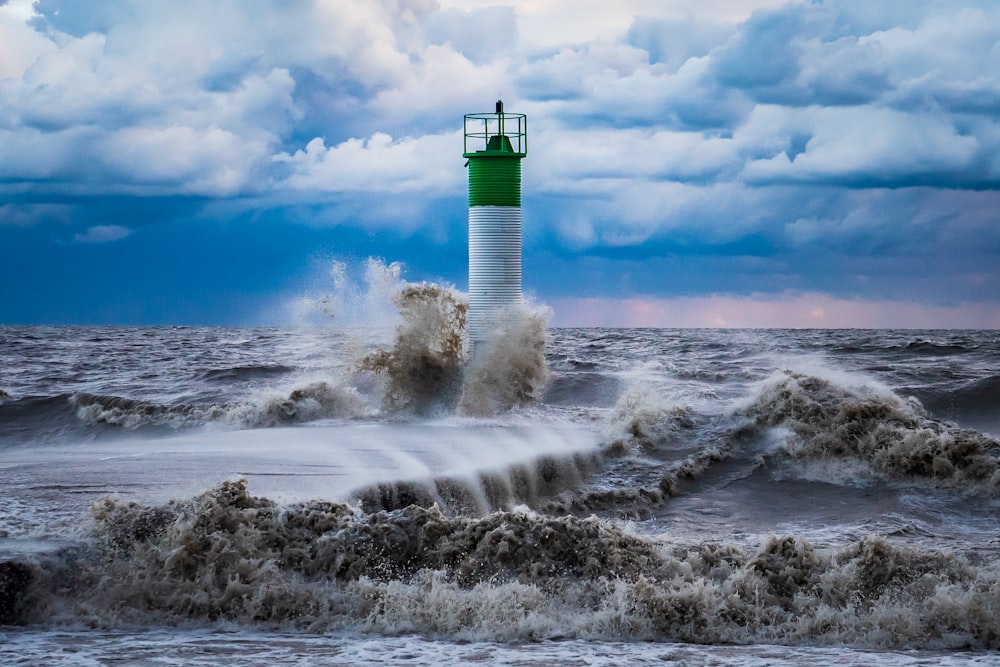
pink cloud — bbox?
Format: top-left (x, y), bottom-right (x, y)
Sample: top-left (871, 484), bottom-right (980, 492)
top-left (549, 293), bottom-right (1000, 329)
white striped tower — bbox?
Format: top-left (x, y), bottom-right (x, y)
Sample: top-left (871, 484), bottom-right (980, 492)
top-left (463, 100), bottom-right (527, 357)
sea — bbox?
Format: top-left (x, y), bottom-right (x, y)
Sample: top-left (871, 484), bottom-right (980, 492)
top-left (1, 307), bottom-right (998, 664)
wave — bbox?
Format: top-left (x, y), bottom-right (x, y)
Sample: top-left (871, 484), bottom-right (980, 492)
top-left (831, 336), bottom-right (977, 356)
top-left (738, 370), bottom-right (1000, 493)
top-left (2, 281), bottom-right (550, 441)
top-left (912, 375), bottom-right (1000, 432)
top-left (459, 302), bottom-right (551, 417)
top-left (75, 384), bottom-right (368, 430)
top-left (541, 371), bottom-right (622, 407)
top-left (535, 385), bottom-right (752, 519)
top-left (0, 394), bottom-right (81, 439)
top-left (357, 283), bottom-right (468, 415)
top-left (197, 365), bottom-right (297, 383)
top-left (354, 448), bottom-right (603, 514)
top-left (900, 340), bottom-right (974, 356)
top-left (4, 480), bottom-right (1000, 649)
top-left (0, 384), bottom-right (370, 443)
top-left (223, 382), bottom-right (369, 427)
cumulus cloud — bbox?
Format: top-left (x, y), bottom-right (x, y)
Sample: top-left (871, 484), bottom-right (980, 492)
top-left (6, 0), bottom-right (998, 200)
top-left (741, 106), bottom-right (986, 187)
top-left (273, 130), bottom-right (462, 194)
top-left (0, 2), bottom-right (53, 78)
top-left (1, 0), bottom-right (998, 320)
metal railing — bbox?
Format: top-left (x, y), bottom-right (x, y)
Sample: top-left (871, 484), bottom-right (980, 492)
top-left (464, 106), bottom-right (527, 156)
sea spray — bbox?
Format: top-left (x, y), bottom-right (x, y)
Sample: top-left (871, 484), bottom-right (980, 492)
top-left (352, 266), bottom-right (552, 416)
top-left (65, 260), bottom-right (552, 427)
top-left (290, 258), bottom-right (404, 330)
top-left (459, 301), bottom-right (551, 417)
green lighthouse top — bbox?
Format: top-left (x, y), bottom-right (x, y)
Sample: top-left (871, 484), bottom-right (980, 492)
top-left (464, 100), bottom-right (526, 158)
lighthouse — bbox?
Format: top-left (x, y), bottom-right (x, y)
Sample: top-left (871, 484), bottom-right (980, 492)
top-left (463, 100), bottom-right (527, 357)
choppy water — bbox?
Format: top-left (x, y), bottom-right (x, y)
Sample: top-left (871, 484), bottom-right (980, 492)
top-left (1, 323), bottom-right (998, 665)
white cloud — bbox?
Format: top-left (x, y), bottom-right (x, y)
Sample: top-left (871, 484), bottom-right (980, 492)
top-left (4, 0), bottom-right (996, 203)
top-left (274, 130), bottom-right (463, 194)
top-left (742, 106), bottom-right (983, 186)
top-left (0, 1), bottom-right (54, 78)
top-left (438, 0), bottom-right (788, 51)
top-left (73, 224), bottom-right (131, 244)
top-left (1, 0), bottom-right (998, 312)
top-left (425, 6), bottom-right (517, 63)
top-left (366, 44), bottom-right (513, 127)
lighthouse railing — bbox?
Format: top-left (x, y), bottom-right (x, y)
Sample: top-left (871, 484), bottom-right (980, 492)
top-left (463, 112), bottom-right (527, 156)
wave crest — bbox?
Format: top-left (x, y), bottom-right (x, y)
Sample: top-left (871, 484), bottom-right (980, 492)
top-left (741, 371), bottom-right (1000, 492)
top-left (72, 382), bottom-right (368, 431)
top-left (3, 480), bottom-right (998, 648)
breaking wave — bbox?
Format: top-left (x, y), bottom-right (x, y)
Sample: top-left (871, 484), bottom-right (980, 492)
top-left (913, 374), bottom-right (1000, 433)
top-left (739, 370), bottom-right (1000, 493)
top-left (536, 384), bottom-right (748, 519)
top-left (3, 480), bottom-right (1000, 649)
top-left (354, 448), bottom-right (603, 514)
top-left (69, 383), bottom-right (369, 432)
top-left (0, 260), bottom-right (555, 442)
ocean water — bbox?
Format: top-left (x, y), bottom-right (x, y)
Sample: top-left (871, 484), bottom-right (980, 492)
top-left (1, 319), bottom-right (998, 665)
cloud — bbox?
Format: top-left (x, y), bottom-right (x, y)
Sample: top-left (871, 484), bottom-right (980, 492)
top-left (425, 6), bottom-right (517, 63)
top-left (6, 0), bottom-right (997, 201)
top-left (627, 16), bottom-right (732, 72)
top-left (0, 203), bottom-right (70, 226)
top-left (1, 0), bottom-right (999, 323)
top-left (550, 293), bottom-right (1000, 329)
top-left (73, 224), bottom-right (131, 244)
top-left (0, 1), bottom-right (53, 78)
top-left (273, 130), bottom-right (463, 194)
top-left (741, 106), bottom-right (989, 188)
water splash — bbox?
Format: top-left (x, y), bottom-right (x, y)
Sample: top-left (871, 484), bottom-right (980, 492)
top-left (459, 301), bottom-right (551, 417)
top-left (289, 258), bottom-right (404, 329)
top-left (358, 283), bottom-right (469, 414)
top-left (349, 262), bottom-right (552, 417)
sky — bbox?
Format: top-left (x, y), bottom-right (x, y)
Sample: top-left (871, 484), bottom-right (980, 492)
top-left (0, 0), bottom-right (998, 328)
